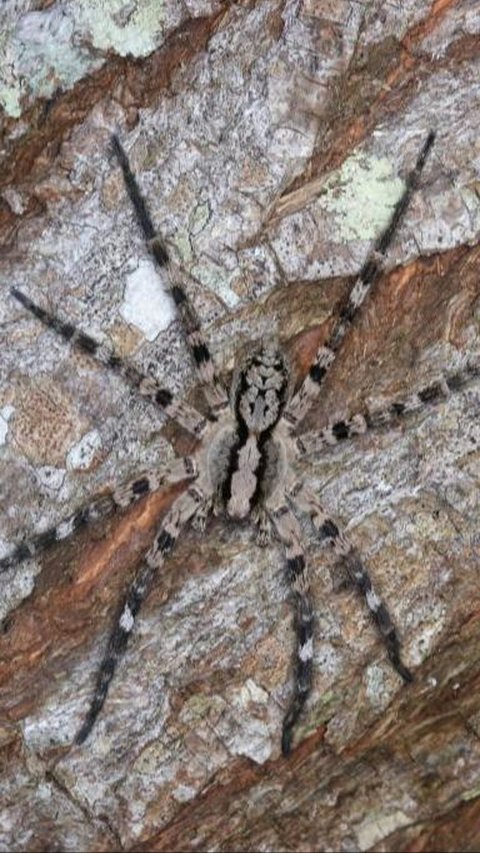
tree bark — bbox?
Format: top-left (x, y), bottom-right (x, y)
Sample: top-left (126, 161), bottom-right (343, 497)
top-left (1, 1), bottom-right (480, 851)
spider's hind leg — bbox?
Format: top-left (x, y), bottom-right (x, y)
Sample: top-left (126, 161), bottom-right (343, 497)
top-left (289, 481), bottom-right (412, 683)
top-left (268, 499), bottom-right (313, 755)
top-left (0, 457), bottom-right (197, 576)
top-left (75, 482), bottom-right (209, 744)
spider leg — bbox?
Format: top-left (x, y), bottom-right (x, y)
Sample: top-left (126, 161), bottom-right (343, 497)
top-left (10, 288), bottom-right (208, 437)
top-left (0, 456), bottom-right (197, 575)
top-left (288, 481), bottom-right (412, 683)
top-left (111, 135), bottom-right (229, 415)
top-left (75, 482), bottom-right (208, 744)
top-left (282, 131), bottom-right (435, 430)
top-left (267, 499), bottom-right (313, 756)
top-left (295, 358), bottom-right (480, 458)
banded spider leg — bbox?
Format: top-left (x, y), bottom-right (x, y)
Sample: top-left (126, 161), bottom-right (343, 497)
top-left (295, 358), bottom-right (480, 458)
top-left (275, 131), bottom-right (436, 751)
top-left (75, 482), bottom-right (208, 744)
top-left (6, 135), bottom-right (226, 742)
top-left (283, 131), bottom-right (436, 430)
top-left (0, 457), bottom-right (197, 576)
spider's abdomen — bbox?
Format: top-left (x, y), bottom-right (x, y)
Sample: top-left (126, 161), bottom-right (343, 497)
top-left (218, 344), bottom-right (289, 519)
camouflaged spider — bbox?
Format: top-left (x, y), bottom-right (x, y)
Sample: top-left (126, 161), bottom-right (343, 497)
top-left (4, 129), bottom-right (477, 754)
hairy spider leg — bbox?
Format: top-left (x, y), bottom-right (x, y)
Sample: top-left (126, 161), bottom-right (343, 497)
top-left (10, 288), bottom-right (207, 437)
top-left (283, 131), bottom-right (436, 429)
top-left (75, 483), bottom-right (208, 743)
top-left (111, 135), bottom-right (229, 415)
top-left (289, 481), bottom-right (412, 682)
top-left (268, 499), bottom-right (314, 755)
top-left (295, 358), bottom-right (480, 458)
top-left (0, 458), bottom-right (197, 575)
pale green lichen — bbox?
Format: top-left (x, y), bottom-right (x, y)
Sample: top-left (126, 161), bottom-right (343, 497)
top-left (0, 1), bottom-right (167, 117)
top-left (0, 9), bottom-right (97, 117)
top-left (171, 231), bottom-right (194, 263)
top-left (462, 785), bottom-right (480, 802)
top-left (77, 0), bottom-right (166, 57)
top-left (191, 259), bottom-right (240, 308)
top-left (190, 201), bottom-right (211, 236)
top-left (318, 150), bottom-right (405, 242)
top-left (356, 809), bottom-right (411, 851)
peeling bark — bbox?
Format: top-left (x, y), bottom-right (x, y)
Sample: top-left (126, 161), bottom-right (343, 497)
top-left (1, 1), bottom-right (480, 851)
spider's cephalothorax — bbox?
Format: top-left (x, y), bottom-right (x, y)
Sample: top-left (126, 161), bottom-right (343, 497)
top-left (215, 343), bottom-right (290, 520)
top-left (5, 129), bottom-right (478, 754)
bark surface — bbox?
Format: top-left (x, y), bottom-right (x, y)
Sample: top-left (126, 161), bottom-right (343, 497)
top-left (1, 1), bottom-right (480, 851)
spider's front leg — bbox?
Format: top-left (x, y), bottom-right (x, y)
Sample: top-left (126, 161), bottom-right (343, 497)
top-left (281, 131), bottom-right (435, 432)
top-left (75, 482), bottom-right (210, 744)
top-left (268, 499), bottom-right (313, 756)
top-left (289, 481), bottom-right (412, 683)
top-left (111, 135), bottom-right (229, 416)
top-left (0, 456), bottom-right (197, 576)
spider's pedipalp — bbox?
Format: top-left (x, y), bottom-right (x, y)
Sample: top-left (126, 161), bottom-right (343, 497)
top-left (75, 483), bottom-right (208, 744)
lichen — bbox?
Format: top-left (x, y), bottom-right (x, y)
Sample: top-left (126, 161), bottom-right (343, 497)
top-left (316, 150), bottom-right (405, 242)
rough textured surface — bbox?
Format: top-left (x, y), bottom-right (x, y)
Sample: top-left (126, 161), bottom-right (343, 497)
top-left (0, 1), bottom-right (479, 850)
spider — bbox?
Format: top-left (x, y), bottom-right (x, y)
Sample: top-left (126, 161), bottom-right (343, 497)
top-left (3, 129), bottom-right (478, 755)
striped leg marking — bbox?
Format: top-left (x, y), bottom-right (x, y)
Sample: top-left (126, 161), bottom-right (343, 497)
top-left (283, 132), bottom-right (435, 429)
top-left (11, 288), bottom-right (207, 437)
top-left (296, 358), bottom-right (480, 458)
top-left (268, 500), bottom-right (313, 755)
top-left (289, 483), bottom-right (411, 682)
top-left (0, 457), bottom-right (197, 575)
top-left (75, 483), bottom-right (207, 744)
top-left (111, 135), bottom-right (228, 415)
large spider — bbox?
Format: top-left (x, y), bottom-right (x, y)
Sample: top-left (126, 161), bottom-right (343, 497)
top-left (3, 129), bottom-right (477, 755)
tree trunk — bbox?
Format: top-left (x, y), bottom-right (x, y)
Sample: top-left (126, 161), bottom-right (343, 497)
top-left (1, 1), bottom-right (479, 850)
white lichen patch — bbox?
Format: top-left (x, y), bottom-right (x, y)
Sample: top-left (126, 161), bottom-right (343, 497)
top-left (120, 260), bottom-right (176, 340)
top-left (36, 467), bottom-right (66, 495)
top-left (0, 405), bottom-right (14, 447)
top-left (66, 429), bottom-right (102, 471)
top-left (212, 678), bottom-right (275, 764)
top-left (0, 558), bottom-right (40, 625)
top-left (356, 809), bottom-right (411, 852)
top-left (171, 783), bottom-right (197, 803)
top-left (239, 678), bottom-right (270, 707)
top-left (317, 642), bottom-right (344, 677)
